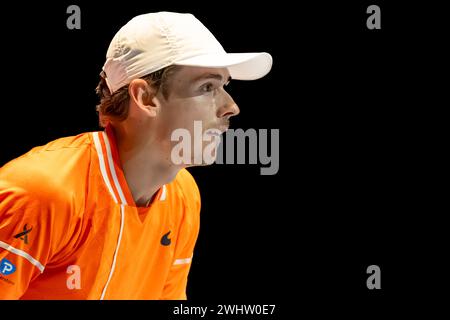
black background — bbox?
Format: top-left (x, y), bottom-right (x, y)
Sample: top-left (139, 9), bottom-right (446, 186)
top-left (0, 0), bottom-right (446, 317)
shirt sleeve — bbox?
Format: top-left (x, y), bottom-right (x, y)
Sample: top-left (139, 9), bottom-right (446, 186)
top-left (0, 181), bottom-right (70, 299)
top-left (160, 170), bottom-right (201, 300)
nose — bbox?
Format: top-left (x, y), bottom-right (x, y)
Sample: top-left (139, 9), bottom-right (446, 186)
top-left (217, 91), bottom-right (240, 119)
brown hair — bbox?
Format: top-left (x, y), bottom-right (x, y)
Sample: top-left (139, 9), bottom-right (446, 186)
top-left (95, 66), bottom-right (178, 128)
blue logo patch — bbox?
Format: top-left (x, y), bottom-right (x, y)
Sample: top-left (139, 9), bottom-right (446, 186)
top-left (0, 258), bottom-right (16, 275)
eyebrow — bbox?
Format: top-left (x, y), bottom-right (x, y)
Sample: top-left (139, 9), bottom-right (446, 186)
top-left (194, 73), bottom-right (232, 83)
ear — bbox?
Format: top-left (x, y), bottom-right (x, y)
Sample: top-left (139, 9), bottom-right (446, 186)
top-left (128, 79), bottom-right (161, 117)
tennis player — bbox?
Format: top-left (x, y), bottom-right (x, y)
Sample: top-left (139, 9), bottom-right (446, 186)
top-left (0, 11), bottom-right (272, 299)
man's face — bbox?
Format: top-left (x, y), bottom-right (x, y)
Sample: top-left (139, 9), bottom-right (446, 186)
top-left (155, 66), bottom-right (240, 166)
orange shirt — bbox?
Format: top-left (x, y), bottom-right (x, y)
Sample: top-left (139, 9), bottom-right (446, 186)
top-left (0, 125), bottom-right (201, 299)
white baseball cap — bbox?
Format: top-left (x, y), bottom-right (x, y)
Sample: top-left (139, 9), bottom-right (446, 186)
top-left (102, 12), bottom-right (273, 93)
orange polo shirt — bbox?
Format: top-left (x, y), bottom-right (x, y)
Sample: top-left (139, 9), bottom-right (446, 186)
top-left (0, 125), bottom-right (200, 299)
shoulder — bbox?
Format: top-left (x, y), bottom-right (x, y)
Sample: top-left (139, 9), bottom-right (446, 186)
top-left (167, 169), bottom-right (201, 228)
top-left (0, 132), bottom-right (93, 217)
top-left (0, 133), bottom-right (98, 258)
top-left (172, 168), bottom-right (201, 207)
top-left (168, 169), bottom-right (201, 246)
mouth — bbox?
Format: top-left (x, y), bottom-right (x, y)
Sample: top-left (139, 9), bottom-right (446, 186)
top-left (218, 125), bottom-right (229, 134)
top-left (206, 125), bottom-right (229, 136)
top-left (205, 129), bottom-right (222, 137)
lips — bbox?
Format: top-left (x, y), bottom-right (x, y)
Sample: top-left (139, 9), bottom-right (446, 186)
top-left (205, 129), bottom-right (222, 136)
top-left (206, 125), bottom-right (228, 136)
top-left (218, 125), bottom-right (229, 133)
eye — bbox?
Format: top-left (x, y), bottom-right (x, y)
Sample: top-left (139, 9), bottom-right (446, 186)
top-left (201, 82), bottom-right (215, 93)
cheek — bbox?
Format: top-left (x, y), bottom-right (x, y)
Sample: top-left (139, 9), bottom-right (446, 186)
top-left (165, 97), bottom-right (217, 130)
top-left (191, 96), bottom-right (218, 124)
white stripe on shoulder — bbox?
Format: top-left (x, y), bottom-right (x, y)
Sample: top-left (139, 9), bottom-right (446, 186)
top-left (92, 132), bottom-right (118, 204)
top-left (0, 240), bottom-right (45, 273)
top-left (173, 257), bottom-right (192, 266)
top-left (159, 185), bottom-right (167, 201)
top-left (101, 132), bottom-right (128, 205)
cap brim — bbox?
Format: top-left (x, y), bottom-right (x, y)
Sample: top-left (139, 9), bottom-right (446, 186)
top-left (174, 52), bottom-right (272, 80)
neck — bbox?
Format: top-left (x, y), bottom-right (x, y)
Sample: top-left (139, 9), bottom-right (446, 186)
top-left (113, 125), bottom-right (180, 207)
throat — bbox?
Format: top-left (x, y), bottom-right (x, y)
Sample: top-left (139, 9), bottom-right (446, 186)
top-left (132, 188), bottom-right (159, 208)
